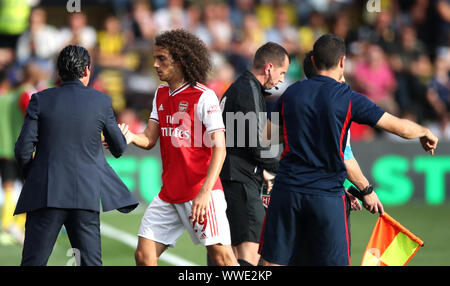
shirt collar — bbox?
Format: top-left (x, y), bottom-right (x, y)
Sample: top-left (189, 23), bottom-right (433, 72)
top-left (169, 82), bottom-right (189, 96)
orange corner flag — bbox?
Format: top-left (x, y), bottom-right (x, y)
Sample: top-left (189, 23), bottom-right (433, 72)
top-left (361, 213), bottom-right (424, 266)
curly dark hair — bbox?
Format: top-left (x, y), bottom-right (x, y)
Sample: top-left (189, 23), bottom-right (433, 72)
top-left (155, 29), bottom-right (211, 86)
top-left (57, 45), bottom-right (91, 81)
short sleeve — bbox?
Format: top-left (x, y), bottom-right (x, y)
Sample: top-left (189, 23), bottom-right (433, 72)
top-left (149, 90), bottom-right (159, 123)
top-left (196, 89), bottom-right (225, 134)
top-left (350, 92), bottom-right (385, 127)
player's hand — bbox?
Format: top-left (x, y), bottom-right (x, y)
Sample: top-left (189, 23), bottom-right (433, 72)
top-left (118, 123), bottom-right (135, 144)
top-left (263, 170), bottom-right (275, 193)
top-left (420, 128), bottom-right (438, 155)
top-left (345, 191), bottom-right (362, 211)
top-left (191, 187), bottom-right (210, 224)
top-left (361, 192), bottom-right (384, 215)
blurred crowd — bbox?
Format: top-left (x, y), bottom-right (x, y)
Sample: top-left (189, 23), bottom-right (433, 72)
top-left (0, 0), bottom-right (449, 141)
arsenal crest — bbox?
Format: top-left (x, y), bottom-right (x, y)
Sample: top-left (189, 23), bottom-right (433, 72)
top-left (261, 195), bottom-right (270, 208)
top-left (178, 101), bottom-right (189, 112)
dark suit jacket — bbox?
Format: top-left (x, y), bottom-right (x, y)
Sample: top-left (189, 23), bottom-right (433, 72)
top-left (14, 80), bottom-right (138, 215)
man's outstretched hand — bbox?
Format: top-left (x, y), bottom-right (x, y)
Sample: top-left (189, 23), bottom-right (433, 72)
top-left (420, 128), bottom-right (438, 155)
top-left (118, 123), bottom-right (135, 144)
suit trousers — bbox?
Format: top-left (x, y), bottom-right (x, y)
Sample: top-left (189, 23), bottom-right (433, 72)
top-left (21, 208), bottom-right (102, 266)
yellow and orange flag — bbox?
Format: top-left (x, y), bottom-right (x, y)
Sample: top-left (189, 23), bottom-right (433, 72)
top-left (361, 213), bottom-right (424, 266)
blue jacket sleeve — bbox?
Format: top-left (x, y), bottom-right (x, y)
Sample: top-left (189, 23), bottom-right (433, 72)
top-left (102, 97), bottom-right (127, 158)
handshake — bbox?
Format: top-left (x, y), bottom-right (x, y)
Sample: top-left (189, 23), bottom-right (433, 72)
top-left (102, 123), bottom-right (134, 150)
top-left (118, 123), bottom-right (135, 144)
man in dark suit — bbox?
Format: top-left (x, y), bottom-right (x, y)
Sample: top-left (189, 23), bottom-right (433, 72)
top-left (14, 45), bottom-right (138, 266)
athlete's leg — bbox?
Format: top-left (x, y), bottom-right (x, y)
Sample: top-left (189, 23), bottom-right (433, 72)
top-left (136, 196), bottom-right (185, 266)
top-left (262, 259), bottom-right (283, 266)
top-left (179, 190), bottom-right (238, 266)
top-left (1, 180), bottom-right (15, 231)
top-left (234, 242), bottom-right (260, 266)
top-left (206, 243), bottom-right (238, 266)
top-left (207, 246), bottom-right (239, 266)
top-left (135, 236), bottom-right (168, 266)
top-left (1, 160), bottom-right (25, 243)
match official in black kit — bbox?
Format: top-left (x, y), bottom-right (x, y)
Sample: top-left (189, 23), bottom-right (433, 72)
top-left (218, 42), bottom-right (290, 266)
top-left (14, 45), bottom-right (138, 266)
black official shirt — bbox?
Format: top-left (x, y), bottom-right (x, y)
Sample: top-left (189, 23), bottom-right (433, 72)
top-left (220, 70), bottom-right (279, 184)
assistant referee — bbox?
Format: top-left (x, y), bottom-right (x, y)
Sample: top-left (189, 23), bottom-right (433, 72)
top-left (260, 34), bottom-right (437, 266)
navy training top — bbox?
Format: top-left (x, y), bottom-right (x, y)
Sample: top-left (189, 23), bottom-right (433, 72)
top-left (269, 75), bottom-right (385, 196)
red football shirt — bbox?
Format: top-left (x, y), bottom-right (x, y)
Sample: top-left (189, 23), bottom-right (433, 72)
top-left (150, 82), bottom-right (225, 203)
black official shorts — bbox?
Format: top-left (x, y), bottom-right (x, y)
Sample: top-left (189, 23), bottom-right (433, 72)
top-left (0, 159), bottom-right (21, 182)
top-left (222, 180), bottom-right (265, 246)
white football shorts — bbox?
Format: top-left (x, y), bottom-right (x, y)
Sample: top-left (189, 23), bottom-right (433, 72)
top-left (138, 189), bottom-right (231, 247)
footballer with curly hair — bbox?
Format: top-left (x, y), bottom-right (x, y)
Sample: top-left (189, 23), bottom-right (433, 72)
top-left (121, 29), bottom-right (238, 266)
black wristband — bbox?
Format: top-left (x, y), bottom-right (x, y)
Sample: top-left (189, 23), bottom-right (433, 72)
top-left (347, 185), bottom-right (373, 201)
top-left (360, 185), bottom-right (374, 196)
